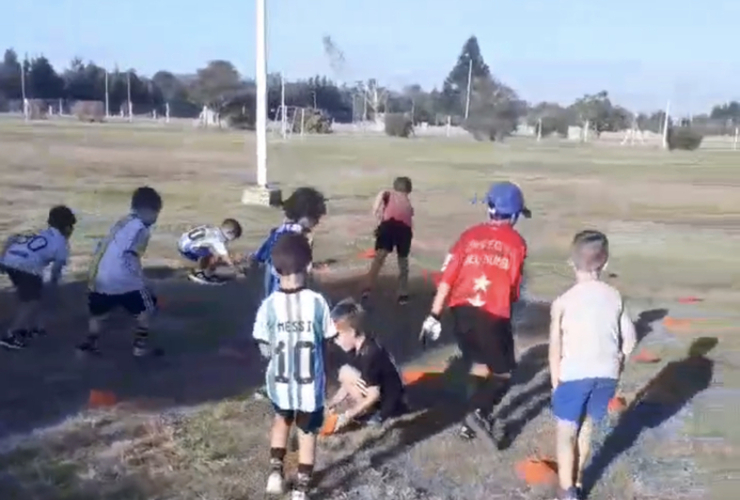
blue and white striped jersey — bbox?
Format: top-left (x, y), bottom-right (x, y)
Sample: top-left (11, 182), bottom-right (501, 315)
top-left (251, 221), bottom-right (309, 298)
top-left (252, 288), bottom-right (336, 412)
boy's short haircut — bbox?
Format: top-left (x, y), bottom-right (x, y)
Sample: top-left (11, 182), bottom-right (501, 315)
top-left (47, 205), bottom-right (77, 232)
top-left (131, 186), bottom-right (163, 212)
top-left (221, 218), bottom-right (243, 239)
top-left (270, 232), bottom-right (312, 276)
top-left (282, 187), bottom-right (327, 223)
top-left (571, 229), bottom-right (609, 272)
top-left (393, 176), bottom-right (412, 193)
top-left (330, 297), bottom-right (365, 330)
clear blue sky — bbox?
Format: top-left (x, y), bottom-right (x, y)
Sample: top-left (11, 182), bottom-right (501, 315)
top-left (3, 0), bottom-right (739, 113)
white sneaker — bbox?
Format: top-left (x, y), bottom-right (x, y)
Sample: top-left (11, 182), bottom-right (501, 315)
top-left (290, 490), bottom-right (309, 500)
top-left (265, 471), bottom-right (285, 495)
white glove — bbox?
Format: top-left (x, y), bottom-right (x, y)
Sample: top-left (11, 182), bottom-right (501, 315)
top-left (419, 314), bottom-right (442, 345)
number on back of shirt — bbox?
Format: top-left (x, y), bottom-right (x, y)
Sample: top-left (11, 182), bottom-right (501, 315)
top-left (187, 227), bottom-right (206, 241)
top-left (8, 233), bottom-right (48, 257)
top-left (274, 340), bottom-right (316, 385)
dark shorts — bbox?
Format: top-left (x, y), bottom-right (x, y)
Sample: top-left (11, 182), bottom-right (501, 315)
top-left (451, 305), bottom-right (516, 375)
top-left (374, 219), bottom-right (412, 258)
top-left (1, 265), bottom-right (43, 302)
top-left (552, 377), bottom-right (618, 424)
top-left (88, 289), bottom-right (158, 317)
top-left (272, 404), bottom-right (325, 434)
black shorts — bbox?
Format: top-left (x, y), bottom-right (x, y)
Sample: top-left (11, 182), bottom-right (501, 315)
top-left (272, 404), bottom-right (325, 434)
top-left (88, 290), bottom-right (158, 317)
top-left (1, 265), bottom-right (43, 302)
top-left (451, 305), bottom-right (516, 375)
top-left (374, 219), bottom-right (412, 258)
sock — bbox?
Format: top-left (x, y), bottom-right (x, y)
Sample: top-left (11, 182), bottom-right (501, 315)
top-left (269, 447), bottom-right (286, 473)
top-left (296, 463), bottom-right (314, 491)
top-left (397, 256), bottom-right (409, 296)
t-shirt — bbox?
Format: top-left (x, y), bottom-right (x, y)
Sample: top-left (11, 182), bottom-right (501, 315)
top-left (88, 214), bottom-right (150, 294)
top-left (375, 191), bottom-right (414, 228)
top-left (553, 280), bottom-right (637, 382)
top-left (0, 227), bottom-right (69, 276)
top-left (178, 225), bottom-right (229, 257)
top-left (252, 287), bottom-right (336, 412)
top-left (349, 337), bottom-right (405, 419)
top-left (438, 222), bottom-right (527, 319)
top-left (252, 221), bottom-right (310, 297)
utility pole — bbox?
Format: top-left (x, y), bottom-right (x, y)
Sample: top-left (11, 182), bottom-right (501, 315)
top-left (662, 100), bottom-right (671, 150)
top-left (20, 54), bottom-right (27, 120)
top-left (126, 71), bottom-right (133, 122)
top-left (280, 73), bottom-right (287, 139)
top-left (464, 58), bottom-right (473, 120)
top-left (104, 70), bottom-right (110, 117)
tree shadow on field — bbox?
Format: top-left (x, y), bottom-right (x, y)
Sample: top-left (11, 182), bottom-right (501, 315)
top-left (582, 336), bottom-right (717, 497)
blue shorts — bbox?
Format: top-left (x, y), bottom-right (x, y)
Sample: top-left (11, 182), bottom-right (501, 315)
top-left (552, 377), bottom-right (617, 424)
top-left (179, 246), bottom-right (212, 262)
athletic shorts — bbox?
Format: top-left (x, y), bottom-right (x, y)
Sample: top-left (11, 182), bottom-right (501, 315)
top-left (551, 377), bottom-right (618, 424)
top-left (451, 305), bottom-right (516, 375)
top-left (88, 289), bottom-right (158, 317)
top-left (0, 265), bottom-right (43, 302)
top-left (179, 246), bottom-right (212, 262)
top-left (374, 219), bottom-right (412, 258)
top-left (272, 404), bottom-right (325, 434)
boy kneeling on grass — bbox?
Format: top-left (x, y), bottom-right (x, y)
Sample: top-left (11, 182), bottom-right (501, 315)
top-left (549, 230), bottom-right (637, 500)
top-left (326, 298), bottom-right (408, 431)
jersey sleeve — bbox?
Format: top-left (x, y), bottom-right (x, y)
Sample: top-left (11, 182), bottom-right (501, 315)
top-left (438, 233), bottom-right (467, 287)
top-left (126, 226), bottom-right (150, 256)
top-left (210, 239), bottom-right (229, 257)
top-left (252, 300), bottom-right (270, 344)
top-left (321, 297), bottom-right (337, 339)
top-left (54, 239), bottom-right (70, 265)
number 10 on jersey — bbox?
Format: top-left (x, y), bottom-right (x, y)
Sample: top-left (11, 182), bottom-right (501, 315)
top-left (273, 340), bottom-right (316, 384)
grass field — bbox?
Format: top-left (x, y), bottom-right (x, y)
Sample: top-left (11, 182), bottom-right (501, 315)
top-left (0, 119), bottom-right (738, 499)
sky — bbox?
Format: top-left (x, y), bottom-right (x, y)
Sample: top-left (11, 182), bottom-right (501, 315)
top-left (2, 0), bottom-right (740, 113)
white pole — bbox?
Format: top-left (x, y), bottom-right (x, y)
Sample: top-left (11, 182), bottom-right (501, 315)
top-left (537, 117), bottom-right (542, 142)
top-left (165, 102), bottom-right (170, 123)
top-left (464, 58), bottom-right (473, 120)
top-left (20, 56), bottom-right (27, 120)
top-left (280, 73), bottom-right (287, 139)
top-left (255, 0), bottom-right (268, 187)
top-left (734, 127), bottom-right (738, 151)
top-left (104, 71), bottom-right (110, 117)
top-left (300, 108), bottom-right (305, 137)
top-left (662, 100), bottom-right (670, 149)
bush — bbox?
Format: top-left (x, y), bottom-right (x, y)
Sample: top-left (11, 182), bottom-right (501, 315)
top-left (293, 108), bottom-right (332, 134)
top-left (463, 116), bottom-right (517, 142)
top-left (384, 113), bottom-right (414, 138)
top-left (666, 126), bottom-right (703, 151)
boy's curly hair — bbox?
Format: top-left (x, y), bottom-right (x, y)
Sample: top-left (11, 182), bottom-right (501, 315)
top-left (393, 176), bottom-right (412, 193)
top-left (282, 187), bottom-right (327, 223)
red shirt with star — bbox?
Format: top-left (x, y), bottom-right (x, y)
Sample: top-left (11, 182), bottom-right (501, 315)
top-left (438, 222), bottom-right (527, 319)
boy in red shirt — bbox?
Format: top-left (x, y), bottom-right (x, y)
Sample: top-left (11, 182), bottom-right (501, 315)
top-left (420, 181), bottom-right (529, 447)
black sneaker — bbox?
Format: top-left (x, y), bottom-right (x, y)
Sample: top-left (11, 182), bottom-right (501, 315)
top-left (0, 333), bottom-right (26, 350)
top-left (132, 339), bottom-right (164, 357)
top-left (458, 423), bottom-right (476, 440)
top-left (188, 270), bottom-right (224, 286)
top-left (77, 338), bottom-right (101, 356)
top-left (397, 294), bottom-right (409, 305)
top-left (466, 409), bottom-right (494, 436)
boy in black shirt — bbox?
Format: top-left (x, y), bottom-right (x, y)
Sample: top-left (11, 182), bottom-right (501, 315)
top-left (327, 298), bottom-right (408, 430)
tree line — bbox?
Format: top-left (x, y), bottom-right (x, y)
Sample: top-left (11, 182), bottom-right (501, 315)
top-left (1, 38), bottom-right (740, 136)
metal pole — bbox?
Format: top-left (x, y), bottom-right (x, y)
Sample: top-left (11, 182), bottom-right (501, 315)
top-left (126, 71), bottom-right (133, 122)
top-left (464, 58), bottom-right (473, 120)
top-left (255, 0), bottom-right (268, 187)
top-left (104, 71), bottom-right (110, 117)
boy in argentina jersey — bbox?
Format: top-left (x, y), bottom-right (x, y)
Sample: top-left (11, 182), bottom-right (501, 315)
top-left (252, 232), bottom-right (336, 500)
top-left (177, 218), bottom-right (243, 285)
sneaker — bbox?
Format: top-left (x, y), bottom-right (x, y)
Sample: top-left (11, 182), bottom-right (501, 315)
top-left (397, 294), bottom-right (409, 305)
top-left (77, 338), bottom-right (101, 356)
top-left (466, 408), bottom-right (494, 437)
top-left (558, 487), bottom-right (579, 500)
top-left (265, 470), bottom-right (285, 495)
top-left (132, 339), bottom-right (164, 357)
top-left (0, 333), bottom-right (26, 350)
top-left (458, 423), bottom-right (476, 440)
top-left (290, 490), bottom-right (309, 500)
top-left (253, 386), bottom-right (269, 400)
top-left (188, 270), bottom-right (224, 286)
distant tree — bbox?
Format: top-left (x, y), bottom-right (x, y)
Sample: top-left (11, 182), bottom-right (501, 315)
top-left (190, 60), bottom-right (244, 107)
top-left (28, 56), bottom-right (64, 99)
top-left (441, 36), bottom-right (490, 116)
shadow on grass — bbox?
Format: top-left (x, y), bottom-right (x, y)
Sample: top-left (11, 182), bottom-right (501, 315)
top-left (582, 336), bottom-right (717, 497)
top-left (634, 308), bottom-right (669, 343)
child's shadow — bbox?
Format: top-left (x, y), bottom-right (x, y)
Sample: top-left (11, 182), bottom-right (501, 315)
top-left (582, 336), bottom-right (717, 497)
